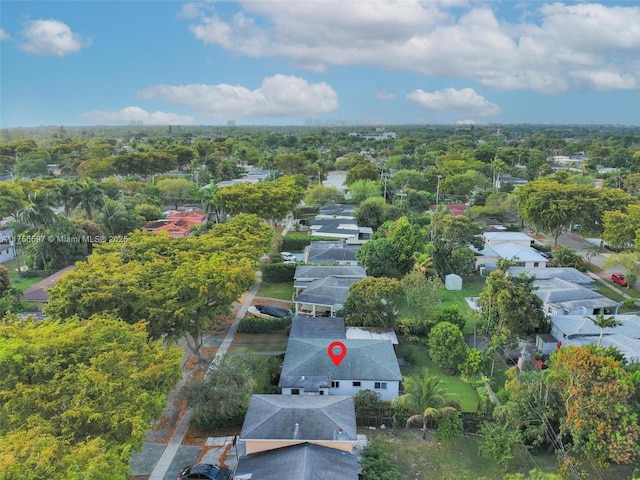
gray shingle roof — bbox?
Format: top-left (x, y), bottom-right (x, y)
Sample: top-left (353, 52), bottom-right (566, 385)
top-left (535, 278), bottom-right (619, 310)
top-left (235, 443), bottom-right (360, 480)
top-left (279, 338), bottom-right (402, 388)
top-left (294, 265), bottom-right (367, 282)
top-left (508, 267), bottom-right (594, 288)
top-left (551, 314), bottom-right (640, 339)
top-left (289, 317), bottom-right (347, 339)
top-left (240, 395), bottom-right (356, 441)
top-left (294, 276), bottom-right (361, 307)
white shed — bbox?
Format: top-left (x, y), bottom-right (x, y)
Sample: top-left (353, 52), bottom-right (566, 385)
top-left (445, 273), bottom-right (462, 291)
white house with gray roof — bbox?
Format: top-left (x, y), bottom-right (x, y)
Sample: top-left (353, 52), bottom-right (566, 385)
top-left (294, 265), bottom-right (366, 296)
top-left (508, 267), bottom-right (594, 289)
top-left (550, 314), bottom-right (640, 363)
top-left (535, 277), bottom-right (619, 316)
top-left (304, 240), bottom-right (361, 265)
top-left (475, 231), bottom-right (549, 270)
top-left (279, 338), bottom-right (402, 401)
top-left (294, 276), bottom-right (362, 317)
top-left (239, 395), bottom-right (357, 455)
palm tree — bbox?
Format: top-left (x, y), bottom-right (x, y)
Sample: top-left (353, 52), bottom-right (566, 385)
top-left (99, 200), bottom-right (129, 236)
top-left (624, 272), bottom-right (637, 289)
top-left (196, 185), bottom-right (222, 223)
top-left (587, 311), bottom-right (622, 347)
top-left (17, 191), bottom-right (56, 232)
top-left (412, 252), bottom-right (435, 277)
top-left (393, 368), bottom-right (458, 439)
top-left (72, 180), bottom-right (105, 220)
top-left (55, 181), bottom-right (79, 217)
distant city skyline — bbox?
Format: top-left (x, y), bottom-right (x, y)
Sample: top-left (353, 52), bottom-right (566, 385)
top-left (1, 1), bottom-right (639, 128)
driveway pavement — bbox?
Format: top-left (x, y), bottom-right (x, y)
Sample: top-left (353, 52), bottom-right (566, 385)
top-left (131, 274), bottom-right (262, 480)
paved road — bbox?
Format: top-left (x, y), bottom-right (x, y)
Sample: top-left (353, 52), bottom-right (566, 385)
top-left (145, 273), bottom-right (262, 480)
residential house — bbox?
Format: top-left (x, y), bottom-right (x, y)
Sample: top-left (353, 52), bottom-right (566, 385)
top-left (142, 210), bottom-right (206, 238)
top-left (21, 265), bottom-right (75, 306)
top-left (310, 217), bottom-right (372, 244)
top-left (474, 231), bottom-right (549, 270)
top-left (303, 241), bottom-right (361, 265)
top-left (507, 267), bottom-right (594, 289)
top-left (293, 276), bottom-right (361, 317)
top-left (0, 229), bottom-right (15, 263)
top-left (279, 338), bottom-right (402, 400)
top-left (239, 395), bottom-right (358, 455)
top-left (234, 394), bottom-right (360, 480)
top-left (549, 314), bottom-right (640, 363)
top-left (294, 265), bottom-right (366, 296)
top-left (535, 277), bottom-right (619, 316)
top-left (234, 442), bottom-right (360, 480)
top-left (289, 316), bottom-right (398, 345)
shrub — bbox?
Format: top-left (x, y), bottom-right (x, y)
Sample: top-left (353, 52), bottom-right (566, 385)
top-left (435, 411), bottom-right (463, 442)
top-left (293, 205), bottom-right (319, 217)
top-left (261, 263), bottom-right (297, 282)
top-left (354, 389), bottom-right (383, 415)
top-left (237, 316), bottom-right (292, 333)
top-left (361, 442), bottom-right (401, 480)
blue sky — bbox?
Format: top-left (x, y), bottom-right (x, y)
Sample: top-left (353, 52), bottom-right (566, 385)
top-left (1, 0), bottom-right (639, 127)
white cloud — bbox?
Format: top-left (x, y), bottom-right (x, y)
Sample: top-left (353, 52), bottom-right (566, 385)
top-left (375, 90), bottom-right (396, 101)
top-left (183, 1), bottom-right (640, 94)
top-left (137, 74), bottom-right (338, 119)
top-left (19, 19), bottom-right (90, 56)
top-left (407, 88), bottom-right (500, 117)
top-left (79, 107), bottom-right (195, 125)
top-left (0, 28), bottom-right (10, 41)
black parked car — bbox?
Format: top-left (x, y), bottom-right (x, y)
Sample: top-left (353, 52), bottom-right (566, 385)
top-left (247, 304), bottom-right (293, 319)
top-left (177, 463), bottom-right (233, 480)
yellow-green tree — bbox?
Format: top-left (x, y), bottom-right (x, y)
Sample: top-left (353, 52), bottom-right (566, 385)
top-left (0, 314), bottom-right (182, 479)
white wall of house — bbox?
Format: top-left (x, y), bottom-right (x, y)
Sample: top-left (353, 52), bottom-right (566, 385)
top-left (283, 380), bottom-right (399, 401)
top-left (0, 244), bottom-right (15, 263)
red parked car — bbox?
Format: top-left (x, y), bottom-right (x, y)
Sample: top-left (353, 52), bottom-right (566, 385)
top-left (611, 273), bottom-right (628, 287)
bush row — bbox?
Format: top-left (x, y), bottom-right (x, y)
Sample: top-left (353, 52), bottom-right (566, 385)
top-left (293, 205), bottom-right (320, 217)
top-left (261, 263), bottom-right (297, 282)
top-left (238, 316), bottom-right (292, 333)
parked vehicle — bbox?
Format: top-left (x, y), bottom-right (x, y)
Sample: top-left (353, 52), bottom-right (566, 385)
top-left (248, 304), bottom-right (293, 319)
top-left (178, 463), bottom-right (233, 480)
top-left (280, 252), bottom-right (298, 262)
top-left (611, 272), bottom-right (628, 287)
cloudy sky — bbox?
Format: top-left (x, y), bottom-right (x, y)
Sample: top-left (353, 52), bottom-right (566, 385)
top-left (1, 0), bottom-right (639, 127)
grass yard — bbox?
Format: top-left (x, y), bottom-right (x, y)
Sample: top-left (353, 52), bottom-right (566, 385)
top-left (231, 332), bottom-right (289, 352)
top-left (363, 428), bottom-right (560, 480)
top-left (256, 282), bottom-right (295, 301)
top-left (440, 276), bottom-right (486, 313)
top-left (2, 258), bottom-right (46, 291)
top-left (397, 342), bottom-right (479, 413)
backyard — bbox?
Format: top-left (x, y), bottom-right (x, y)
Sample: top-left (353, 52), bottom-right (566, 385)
top-left (2, 257), bottom-right (46, 291)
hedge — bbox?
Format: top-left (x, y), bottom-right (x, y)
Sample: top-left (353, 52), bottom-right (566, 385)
top-left (293, 205), bottom-right (320, 217)
top-left (261, 263), bottom-right (297, 282)
top-left (281, 235), bottom-right (339, 252)
top-left (238, 316), bottom-right (292, 333)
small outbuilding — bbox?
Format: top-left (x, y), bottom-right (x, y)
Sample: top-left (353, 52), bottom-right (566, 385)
top-left (445, 273), bottom-right (462, 291)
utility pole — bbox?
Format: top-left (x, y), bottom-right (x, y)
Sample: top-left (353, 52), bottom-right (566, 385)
top-left (436, 175), bottom-right (442, 205)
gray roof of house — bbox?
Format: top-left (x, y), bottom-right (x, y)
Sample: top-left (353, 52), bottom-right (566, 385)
top-left (279, 338), bottom-right (402, 388)
top-left (294, 265), bottom-right (366, 282)
top-left (306, 247), bottom-right (360, 264)
top-left (294, 276), bottom-right (361, 307)
top-left (289, 317), bottom-right (346, 339)
top-left (484, 231), bottom-right (534, 242)
top-left (563, 334), bottom-right (640, 363)
top-left (311, 219), bottom-right (360, 236)
top-left (481, 242), bottom-right (548, 263)
top-left (235, 443), bottom-right (360, 480)
top-left (550, 314), bottom-right (640, 339)
top-left (319, 205), bottom-right (358, 216)
top-left (535, 278), bottom-right (619, 311)
top-left (240, 394), bottom-right (356, 441)
top-left (508, 267), bottom-right (594, 288)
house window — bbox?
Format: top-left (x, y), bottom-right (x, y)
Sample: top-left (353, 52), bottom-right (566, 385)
top-left (291, 389), bottom-right (300, 395)
top-left (331, 381), bottom-right (340, 388)
top-left (352, 381), bottom-right (361, 387)
top-left (319, 391), bottom-right (325, 395)
top-left (533, 262), bottom-right (539, 267)
top-left (374, 382), bottom-right (387, 390)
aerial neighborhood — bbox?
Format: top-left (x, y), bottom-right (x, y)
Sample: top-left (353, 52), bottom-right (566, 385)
top-left (2, 123), bottom-right (640, 480)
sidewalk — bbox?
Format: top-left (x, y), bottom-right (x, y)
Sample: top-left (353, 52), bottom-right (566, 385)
top-left (132, 274), bottom-right (262, 480)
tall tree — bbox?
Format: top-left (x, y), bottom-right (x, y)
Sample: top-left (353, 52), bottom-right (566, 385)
top-left (17, 190), bottom-right (56, 232)
top-left (344, 277), bottom-right (402, 328)
top-left (0, 315), bottom-right (182, 480)
top-left (427, 322), bottom-right (468, 373)
top-left (71, 180), bottom-right (105, 220)
top-left (54, 181), bottom-right (79, 217)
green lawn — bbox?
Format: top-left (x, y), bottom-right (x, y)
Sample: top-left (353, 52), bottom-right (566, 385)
top-left (363, 428), bottom-right (560, 480)
top-left (440, 276), bottom-right (486, 313)
top-left (2, 258), bottom-right (46, 291)
top-left (397, 342), bottom-right (479, 413)
top-left (256, 282), bottom-right (295, 301)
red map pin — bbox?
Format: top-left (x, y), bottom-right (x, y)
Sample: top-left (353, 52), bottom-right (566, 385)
top-left (328, 341), bottom-right (347, 366)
